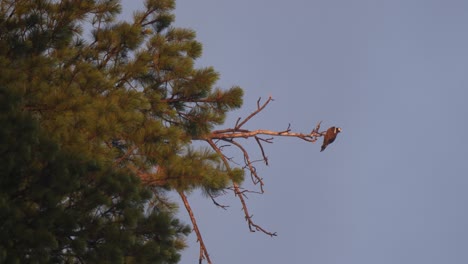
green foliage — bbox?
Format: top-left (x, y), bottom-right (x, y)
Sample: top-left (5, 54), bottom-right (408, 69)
top-left (1, 0), bottom-right (247, 261)
top-left (0, 88), bottom-right (190, 263)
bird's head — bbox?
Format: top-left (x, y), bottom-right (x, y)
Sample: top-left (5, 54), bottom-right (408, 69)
top-left (335, 127), bottom-right (342, 133)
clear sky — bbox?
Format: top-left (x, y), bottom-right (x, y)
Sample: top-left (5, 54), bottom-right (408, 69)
top-left (122, 1), bottom-right (468, 263)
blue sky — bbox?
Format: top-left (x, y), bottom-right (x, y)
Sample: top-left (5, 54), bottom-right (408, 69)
top-left (122, 1), bottom-right (468, 263)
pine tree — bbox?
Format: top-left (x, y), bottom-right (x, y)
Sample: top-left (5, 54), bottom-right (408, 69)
top-left (1, 1), bottom-right (329, 263)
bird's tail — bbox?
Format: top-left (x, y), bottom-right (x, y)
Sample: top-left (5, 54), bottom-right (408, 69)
top-left (321, 145), bottom-right (326, 152)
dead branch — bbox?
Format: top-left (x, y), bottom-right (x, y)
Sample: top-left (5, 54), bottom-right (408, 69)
top-left (191, 96), bottom-right (326, 241)
top-left (178, 191), bottom-right (212, 264)
top-left (206, 139), bottom-right (277, 236)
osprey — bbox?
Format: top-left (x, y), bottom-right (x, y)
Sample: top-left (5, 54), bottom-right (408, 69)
top-left (321, 126), bottom-right (341, 152)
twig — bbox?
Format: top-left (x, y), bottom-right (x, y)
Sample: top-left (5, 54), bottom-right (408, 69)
top-left (254, 136), bottom-right (269, 165)
top-left (208, 192), bottom-right (229, 210)
top-left (311, 120), bottom-right (322, 135)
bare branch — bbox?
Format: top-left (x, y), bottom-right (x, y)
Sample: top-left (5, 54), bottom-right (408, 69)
top-left (178, 191), bottom-right (212, 264)
top-left (206, 139), bottom-right (276, 236)
top-left (211, 128), bottom-right (249, 135)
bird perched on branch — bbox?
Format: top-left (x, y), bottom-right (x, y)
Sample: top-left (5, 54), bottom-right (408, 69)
top-left (321, 127), bottom-right (341, 152)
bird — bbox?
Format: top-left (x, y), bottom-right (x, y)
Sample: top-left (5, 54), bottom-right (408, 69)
top-left (321, 126), bottom-right (341, 152)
